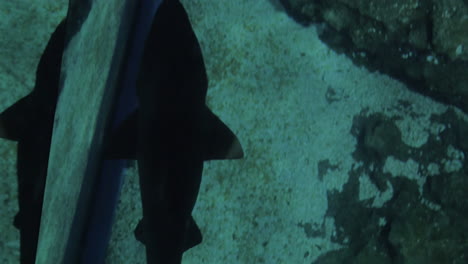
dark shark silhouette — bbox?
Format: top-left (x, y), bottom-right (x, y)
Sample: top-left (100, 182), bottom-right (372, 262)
top-left (106, 0), bottom-right (243, 263)
top-left (0, 19), bottom-right (66, 264)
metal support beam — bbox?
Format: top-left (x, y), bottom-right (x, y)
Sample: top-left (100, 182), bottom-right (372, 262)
top-left (35, 0), bottom-right (138, 263)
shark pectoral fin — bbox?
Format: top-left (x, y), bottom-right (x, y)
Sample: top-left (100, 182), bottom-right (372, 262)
top-left (0, 94), bottom-right (35, 141)
top-left (202, 107), bottom-right (244, 160)
top-left (104, 110), bottom-right (138, 159)
top-left (184, 216), bottom-right (203, 251)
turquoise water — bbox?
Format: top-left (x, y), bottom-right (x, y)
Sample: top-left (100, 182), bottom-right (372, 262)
top-left (0, 0), bottom-right (467, 263)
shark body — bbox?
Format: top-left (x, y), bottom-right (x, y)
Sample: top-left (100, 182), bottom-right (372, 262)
top-left (108, 0), bottom-right (243, 263)
top-left (0, 19), bottom-right (66, 264)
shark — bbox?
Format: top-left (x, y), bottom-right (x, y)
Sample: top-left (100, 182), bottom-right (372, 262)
top-left (106, 0), bottom-right (244, 263)
top-left (0, 19), bottom-right (67, 264)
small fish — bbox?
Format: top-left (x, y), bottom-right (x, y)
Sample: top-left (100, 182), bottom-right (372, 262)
top-left (0, 19), bottom-right (67, 264)
top-left (106, 0), bottom-right (243, 263)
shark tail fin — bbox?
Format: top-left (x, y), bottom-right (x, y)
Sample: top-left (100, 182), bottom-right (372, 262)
top-left (201, 107), bottom-right (244, 160)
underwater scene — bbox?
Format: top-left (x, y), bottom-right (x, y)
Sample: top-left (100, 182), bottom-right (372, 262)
top-left (0, 0), bottom-right (467, 263)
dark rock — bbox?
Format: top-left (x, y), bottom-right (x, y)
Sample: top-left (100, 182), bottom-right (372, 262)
top-left (318, 109), bottom-right (468, 263)
top-left (388, 198), bottom-right (468, 264)
top-left (280, 0), bottom-right (468, 114)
